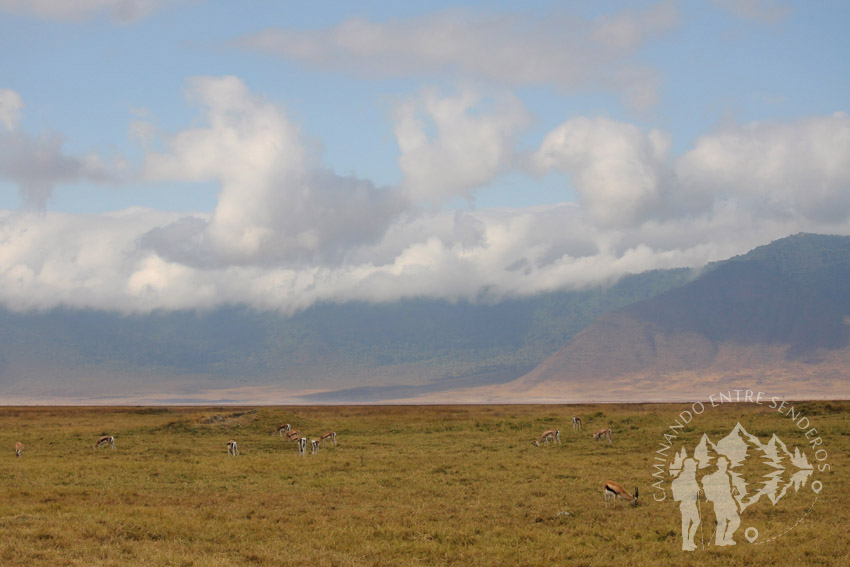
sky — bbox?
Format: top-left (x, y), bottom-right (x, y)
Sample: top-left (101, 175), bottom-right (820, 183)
top-left (1, 0), bottom-right (849, 314)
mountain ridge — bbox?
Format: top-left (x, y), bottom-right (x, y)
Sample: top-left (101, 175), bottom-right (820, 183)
top-left (3, 232), bottom-right (850, 403)
top-left (486, 233), bottom-right (850, 402)
top-left (0, 265), bottom-right (694, 402)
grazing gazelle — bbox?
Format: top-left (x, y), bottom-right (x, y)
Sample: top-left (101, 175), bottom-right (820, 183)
top-left (593, 428), bottom-right (612, 444)
top-left (604, 481), bottom-right (638, 507)
top-left (93, 435), bottom-right (115, 450)
top-left (320, 431), bottom-right (337, 446)
top-left (310, 439), bottom-right (320, 455)
top-left (532, 429), bottom-right (560, 447)
top-left (297, 437), bottom-right (307, 456)
top-left (572, 416), bottom-right (582, 431)
top-left (15, 441), bottom-right (23, 458)
top-left (227, 440), bottom-right (239, 456)
top-left (273, 424), bottom-right (291, 437)
top-left (285, 429), bottom-right (301, 442)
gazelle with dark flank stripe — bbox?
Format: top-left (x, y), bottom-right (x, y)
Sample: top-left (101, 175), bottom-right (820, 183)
top-left (273, 423), bottom-right (291, 437)
top-left (604, 481), bottom-right (638, 507)
top-left (320, 431), bottom-right (336, 446)
top-left (310, 439), bottom-right (320, 454)
top-left (593, 428), bottom-right (612, 444)
top-left (297, 437), bottom-right (307, 456)
top-left (227, 440), bottom-right (239, 456)
top-left (572, 416), bottom-right (582, 431)
top-left (93, 435), bottom-right (115, 450)
top-left (532, 429), bottom-right (560, 447)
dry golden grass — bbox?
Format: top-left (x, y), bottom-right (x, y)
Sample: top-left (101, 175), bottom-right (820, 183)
top-left (0, 402), bottom-right (847, 566)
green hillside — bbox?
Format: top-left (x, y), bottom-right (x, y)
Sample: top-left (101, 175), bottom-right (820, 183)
top-left (8, 232), bottom-right (847, 401)
top-left (516, 233), bottom-right (850, 393)
top-left (0, 267), bottom-right (693, 396)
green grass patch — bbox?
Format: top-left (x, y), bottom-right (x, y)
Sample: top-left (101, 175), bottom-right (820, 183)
top-left (0, 403), bottom-right (847, 566)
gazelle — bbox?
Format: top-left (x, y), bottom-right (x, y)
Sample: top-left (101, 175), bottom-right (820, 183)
top-left (593, 428), bottom-right (612, 444)
top-left (604, 481), bottom-right (638, 507)
top-left (227, 440), bottom-right (239, 456)
top-left (15, 441), bottom-right (23, 458)
top-left (310, 439), bottom-right (320, 455)
top-left (273, 424), bottom-right (291, 437)
top-left (320, 431), bottom-right (336, 446)
top-left (297, 437), bottom-right (307, 456)
top-left (285, 429), bottom-right (301, 441)
top-left (532, 429), bottom-right (560, 447)
top-left (572, 416), bottom-right (582, 431)
top-left (93, 435), bottom-right (115, 450)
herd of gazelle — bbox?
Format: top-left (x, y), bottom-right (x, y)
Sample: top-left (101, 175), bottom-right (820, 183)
top-left (224, 423), bottom-right (337, 457)
top-left (13, 424), bottom-right (336, 460)
top-left (533, 417), bottom-right (637, 508)
top-left (14, 415), bottom-right (632, 507)
top-left (267, 423), bottom-right (337, 457)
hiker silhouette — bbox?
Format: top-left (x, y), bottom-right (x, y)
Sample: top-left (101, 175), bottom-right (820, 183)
top-left (671, 457), bottom-right (700, 551)
top-left (701, 456), bottom-right (741, 546)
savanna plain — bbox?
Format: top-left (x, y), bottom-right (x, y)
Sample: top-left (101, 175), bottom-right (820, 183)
top-left (1, 402), bottom-right (848, 566)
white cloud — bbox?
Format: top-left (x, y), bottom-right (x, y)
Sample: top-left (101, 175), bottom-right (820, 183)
top-left (677, 113), bottom-right (850, 223)
top-left (0, 88), bottom-right (23, 132)
top-left (0, 196), bottom-right (846, 316)
top-left (0, 208), bottom-right (180, 312)
top-left (533, 112), bottom-right (850, 233)
top-left (237, 2), bottom-right (678, 109)
top-left (532, 117), bottom-right (673, 227)
top-left (142, 76), bottom-right (407, 266)
top-left (527, 112), bottom-right (850, 267)
top-left (2, 73), bottom-right (849, 316)
top-left (394, 89), bottom-right (531, 205)
top-left (0, 0), bottom-right (164, 22)
top-left (0, 200), bottom-right (817, 315)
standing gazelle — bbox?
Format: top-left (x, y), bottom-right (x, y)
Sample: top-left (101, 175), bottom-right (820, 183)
top-left (320, 431), bottom-right (336, 446)
top-left (93, 435), bottom-right (115, 450)
top-left (593, 428), bottom-right (612, 444)
top-left (297, 437), bottom-right (307, 456)
top-left (15, 441), bottom-right (23, 458)
top-left (532, 429), bottom-right (560, 447)
top-left (227, 440), bottom-right (239, 456)
top-left (572, 416), bottom-right (582, 431)
top-left (310, 439), bottom-right (320, 455)
top-left (604, 481), bottom-right (638, 507)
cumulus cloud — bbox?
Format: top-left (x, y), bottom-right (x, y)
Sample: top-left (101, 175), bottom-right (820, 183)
top-left (677, 113), bottom-right (850, 224)
top-left (236, 2), bottom-right (678, 109)
top-left (0, 208), bottom-right (180, 312)
top-left (532, 112), bottom-right (850, 248)
top-left (1, 74), bottom-right (849, 315)
top-left (0, 200), bottom-right (820, 315)
top-left (0, 0), bottom-right (165, 22)
top-left (0, 88), bottom-right (23, 132)
top-left (532, 117), bottom-right (674, 227)
top-left (142, 76), bottom-right (407, 267)
top-left (394, 89), bottom-right (531, 205)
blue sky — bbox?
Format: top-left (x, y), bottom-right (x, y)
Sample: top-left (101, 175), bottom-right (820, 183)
top-left (1, 1), bottom-right (849, 313)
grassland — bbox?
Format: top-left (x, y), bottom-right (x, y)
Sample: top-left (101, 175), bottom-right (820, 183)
top-left (0, 402), bottom-right (848, 566)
